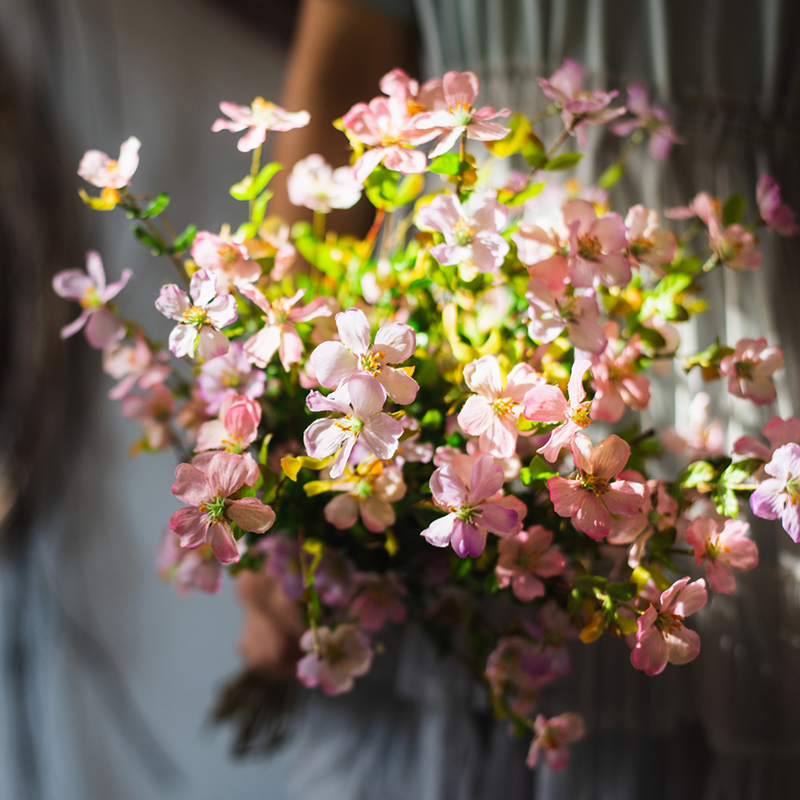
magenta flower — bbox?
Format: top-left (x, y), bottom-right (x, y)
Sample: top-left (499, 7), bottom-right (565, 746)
top-left (422, 453), bottom-right (519, 558)
top-left (296, 624), bottom-right (373, 696)
top-left (211, 97), bottom-right (309, 152)
top-left (719, 337), bottom-right (783, 406)
top-left (756, 175), bottom-right (799, 236)
top-left (169, 452), bottom-right (275, 564)
top-left (538, 59), bottom-right (624, 147)
top-left (155, 269), bottom-right (237, 361)
top-left (417, 193), bottom-right (509, 276)
top-left (304, 373), bottom-right (404, 479)
top-left (624, 205), bottom-right (677, 274)
top-left (496, 526), bottom-right (565, 601)
top-left (349, 572), bottom-right (407, 632)
top-left (53, 251), bottom-right (131, 348)
top-left (547, 434), bottom-right (646, 540)
top-left (611, 85), bottom-right (681, 160)
top-left (630, 577), bottom-right (708, 676)
top-left (78, 136), bottom-right (140, 188)
top-left (457, 356), bottom-right (542, 458)
top-left (309, 308), bottom-right (418, 404)
top-left (196, 342), bottom-right (265, 415)
top-left (750, 443), bottom-right (800, 542)
top-left (412, 70), bottom-right (510, 158)
top-left (240, 285), bottom-right (332, 371)
top-left (190, 230), bottom-right (259, 294)
top-left (102, 334), bottom-right (171, 400)
top-left (523, 359), bottom-right (593, 462)
top-left (324, 462), bottom-right (406, 533)
top-left (287, 154), bottom-right (362, 213)
top-left (685, 516), bottom-right (758, 594)
top-left (526, 713), bottom-right (586, 771)
top-left (525, 280), bottom-right (606, 354)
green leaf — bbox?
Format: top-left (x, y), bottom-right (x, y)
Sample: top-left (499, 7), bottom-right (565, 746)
top-left (681, 461), bottom-right (716, 489)
top-left (544, 152), bottom-right (583, 171)
top-left (598, 161), bottom-right (624, 189)
top-left (428, 153), bottom-right (462, 176)
top-left (503, 182), bottom-right (545, 208)
top-left (527, 455), bottom-right (557, 481)
top-left (484, 113), bottom-right (530, 159)
top-left (132, 225), bottom-right (166, 255)
top-left (722, 193), bottom-right (746, 227)
top-left (520, 134), bottom-right (547, 170)
top-left (140, 193), bottom-right (170, 218)
top-left (252, 162), bottom-right (282, 196)
top-left (713, 462), bottom-right (753, 519)
top-left (607, 581), bottom-right (637, 601)
top-left (393, 173), bottom-right (424, 206)
top-left (574, 574), bottom-right (607, 593)
top-left (251, 190), bottom-right (273, 228)
top-left (420, 409), bottom-right (443, 429)
top-left (172, 224), bottom-right (197, 253)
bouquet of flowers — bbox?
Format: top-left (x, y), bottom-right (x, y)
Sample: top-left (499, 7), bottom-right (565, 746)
top-left (55, 60), bottom-right (799, 771)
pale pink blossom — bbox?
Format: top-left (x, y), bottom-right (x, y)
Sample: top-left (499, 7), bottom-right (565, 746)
top-left (548, 434), bottom-right (646, 540)
top-left (121, 383), bottom-right (175, 452)
top-left (212, 97), bottom-right (309, 152)
top-left (102, 334), bottom-right (171, 400)
top-left (379, 68), bottom-right (444, 116)
top-left (708, 218), bottom-right (761, 271)
top-left (624, 205), bottom-right (677, 274)
top-left (512, 223), bottom-right (569, 293)
top-left (411, 70), bottom-right (510, 158)
top-left (157, 530), bottom-right (222, 595)
top-left (457, 356), bottom-right (542, 458)
top-left (538, 59), bottom-right (625, 147)
top-left (526, 713), bottom-right (586, 771)
top-left (191, 230), bottom-right (259, 293)
top-left (522, 359), bottom-right (593, 462)
top-left (78, 136), bottom-right (140, 188)
top-left (734, 415), bottom-right (800, 467)
top-left (196, 342), bottom-right (265, 415)
top-left (169, 452), bottom-right (276, 564)
top-left (496, 526), bottom-right (565, 601)
top-left (611, 85), bottom-right (681, 159)
top-left (304, 374), bottom-right (403, 479)
top-left (525, 280), bottom-right (606, 354)
top-left (422, 453), bottom-right (519, 557)
top-left (630, 577), bottom-right (708, 675)
top-left (287, 154), bottom-right (362, 213)
top-left (240, 285), bottom-right (332, 371)
top-left (750, 443), bottom-right (800, 542)
top-left (155, 269), bottom-right (237, 361)
top-left (246, 218), bottom-right (297, 280)
top-left (664, 191), bottom-right (720, 225)
top-left (590, 323), bottom-right (650, 422)
top-left (719, 338), bottom-right (783, 406)
top-left (662, 393), bottom-right (726, 461)
top-left (756, 175), bottom-right (799, 236)
top-left (417, 193), bottom-right (509, 275)
top-left (53, 251), bottom-right (131, 348)
top-left (685, 516), bottom-right (758, 594)
top-left (324, 462), bottom-right (406, 532)
top-left (296, 624), bottom-right (372, 695)
top-left (309, 308), bottom-right (418, 404)
top-left (395, 417), bottom-right (434, 465)
top-left (349, 572), bottom-right (407, 632)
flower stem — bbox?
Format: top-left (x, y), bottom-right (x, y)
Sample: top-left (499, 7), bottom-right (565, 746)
top-left (312, 210), bottom-right (326, 240)
top-left (249, 144), bottom-right (262, 221)
top-left (545, 126), bottom-right (572, 160)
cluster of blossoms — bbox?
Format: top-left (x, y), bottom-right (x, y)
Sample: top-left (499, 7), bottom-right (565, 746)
top-left (57, 60), bottom-right (799, 773)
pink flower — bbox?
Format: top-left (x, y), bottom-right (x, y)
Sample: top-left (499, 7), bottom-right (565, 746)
top-left (121, 383), bottom-right (175, 452)
top-left (526, 713), bottom-right (586, 771)
top-left (211, 97), bottom-right (309, 152)
top-left (155, 269), bottom-right (237, 361)
top-left (324, 461), bottom-right (406, 532)
top-left (157, 529), bottom-right (222, 595)
top-left (458, 356), bottom-right (542, 458)
top-left (53, 251), bottom-right (131, 348)
top-left (525, 280), bottom-right (607, 354)
top-left (685, 516), bottom-right (758, 594)
top-left (589, 323), bottom-right (650, 422)
top-left (422, 453), bottom-right (519, 557)
top-left (661, 393), bottom-right (726, 461)
top-left (547, 434), bottom-right (646, 540)
top-left (523, 359), bottom-right (593, 462)
top-left (190, 230), bottom-right (259, 294)
top-left (342, 95), bottom-right (435, 182)
top-left (411, 70), bottom-right (510, 158)
top-left (287, 154), bottom-right (362, 213)
top-left (719, 338), bottom-right (783, 406)
top-left (169, 452), bottom-right (276, 564)
top-left (611, 85), bottom-right (681, 160)
top-left (296, 624), bottom-right (372, 695)
top-left (304, 373), bottom-right (404, 479)
top-left (349, 573), bottom-right (407, 632)
top-left (417, 193), bottom-right (509, 275)
top-left (624, 205), bottom-right (677, 274)
top-left (756, 175), bottom-right (799, 236)
top-left (512, 223), bottom-right (569, 294)
top-left (630, 577), bottom-right (708, 676)
top-left (196, 342), bottom-right (265, 415)
top-left (261, 533), bottom-right (304, 600)
top-left (496, 526), bottom-right (565, 601)
top-left (102, 334), bottom-right (171, 400)
top-left (734, 415), bottom-right (800, 466)
top-left (240, 285), bottom-right (332, 371)
top-left (78, 136), bottom-right (140, 188)
top-left (379, 68), bottom-right (444, 116)
top-left (708, 217), bottom-right (761, 271)
top-left (314, 550), bottom-right (357, 607)
top-left (750, 443), bottom-right (800, 542)
top-left (538, 59), bottom-right (624, 147)
top-left (309, 308), bottom-right (418, 404)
